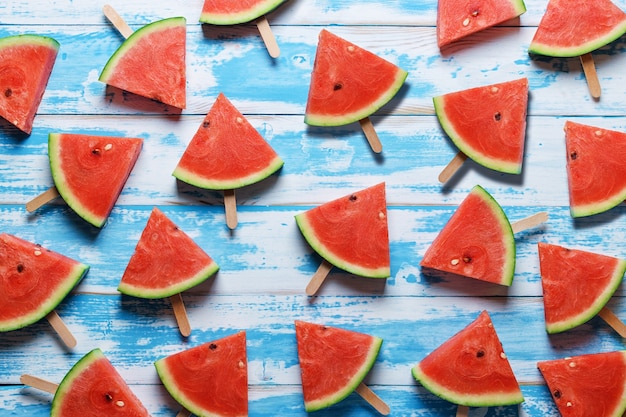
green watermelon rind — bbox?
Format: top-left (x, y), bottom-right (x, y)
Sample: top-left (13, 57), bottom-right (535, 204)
top-left (199, 0), bottom-right (287, 25)
top-left (304, 68), bottom-right (408, 127)
top-left (98, 17), bottom-right (186, 83)
top-left (172, 154), bottom-right (284, 190)
top-left (570, 188), bottom-right (626, 219)
top-left (411, 363), bottom-right (524, 407)
top-left (529, 20), bottom-right (626, 58)
top-left (295, 212), bottom-right (390, 279)
top-left (305, 335), bottom-right (383, 412)
top-left (0, 34), bottom-right (60, 53)
top-left (546, 258), bottom-right (626, 334)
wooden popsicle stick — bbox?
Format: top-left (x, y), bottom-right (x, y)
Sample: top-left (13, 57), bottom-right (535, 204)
top-left (305, 260), bottom-right (333, 296)
top-left (176, 408), bottom-right (192, 417)
top-left (256, 16), bottom-right (280, 58)
top-left (46, 310), bottom-right (77, 349)
top-left (579, 53), bottom-right (601, 99)
top-left (103, 4), bottom-right (133, 39)
top-left (170, 293), bottom-right (191, 337)
top-left (355, 382), bottom-right (390, 415)
top-left (25, 186), bottom-right (60, 213)
top-left (438, 151), bottom-right (468, 183)
top-left (224, 189), bottom-right (238, 229)
top-left (20, 374), bottom-right (59, 394)
top-left (456, 405), bottom-right (470, 417)
top-left (511, 211), bottom-right (548, 234)
top-left (359, 117), bottom-right (383, 153)
top-left (598, 306), bottom-right (626, 338)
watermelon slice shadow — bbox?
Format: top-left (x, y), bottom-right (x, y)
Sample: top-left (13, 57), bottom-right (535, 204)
top-left (419, 266), bottom-right (512, 296)
top-left (103, 84), bottom-right (184, 115)
top-left (0, 117), bottom-right (31, 139)
top-left (438, 18), bottom-right (523, 57)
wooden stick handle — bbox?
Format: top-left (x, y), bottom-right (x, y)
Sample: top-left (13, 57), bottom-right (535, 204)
top-left (176, 408), bottom-right (192, 417)
top-left (355, 382), bottom-right (390, 415)
top-left (456, 405), bottom-right (470, 417)
top-left (46, 310), bottom-right (77, 349)
top-left (224, 189), bottom-right (238, 230)
top-left (359, 117), bottom-right (383, 153)
top-left (20, 374), bottom-right (58, 394)
top-left (438, 151), bottom-right (468, 183)
top-left (170, 293), bottom-right (191, 337)
top-left (256, 16), bottom-right (280, 58)
top-left (511, 211), bottom-right (548, 234)
top-left (598, 306), bottom-right (626, 338)
top-left (26, 186), bottom-right (60, 213)
top-left (305, 260), bottom-right (333, 296)
top-left (579, 53), bottom-right (601, 99)
top-left (103, 4), bottom-right (133, 39)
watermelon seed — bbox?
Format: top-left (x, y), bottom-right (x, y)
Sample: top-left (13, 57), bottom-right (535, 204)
top-left (238, 360), bottom-right (245, 368)
top-left (471, 9), bottom-right (480, 17)
top-left (347, 45), bottom-right (355, 53)
top-left (462, 256), bottom-right (472, 263)
top-left (500, 352), bottom-right (507, 359)
top-left (450, 258), bottom-right (459, 266)
top-left (334, 83), bottom-right (343, 91)
top-left (209, 343), bottom-right (218, 350)
top-left (476, 350), bottom-right (485, 358)
top-left (570, 151), bottom-right (578, 160)
top-left (595, 130), bottom-right (603, 137)
top-left (104, 143), bottom-right (113, 151)
top-left (92, 148), bottom-right (101, 155)
top-left (553, 389), bottom-right (561, 399)
top-left (115, 400), bottom-right (125, 407)
top-left (462, 17), bottom-right (470, 26)
top-left (568, 361), bottom-right (576, 368)
top-left (236, 117), bottom-right (244, 124)
top-left (491, 86), bottom-right (499, 93)
top-left (34, 250), bottom-right (42, 256)
top-left (566, 402), bottom-right (573, 407)
top-left (349, 194), bottom-right (357, 201)
top-left (105, 393), bottom-right (113, 402)
top-left (4, 88), bottom-right (11, 98)
top-left (16, 263), bottom-right (24, 273)
top-left (202, 121), bottom-right (210, 128)
top-left (494, 112), bottom-right (502, 121)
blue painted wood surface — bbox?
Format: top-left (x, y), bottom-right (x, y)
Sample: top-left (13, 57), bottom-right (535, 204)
top-left (1, 0), bottom-right (626, 416)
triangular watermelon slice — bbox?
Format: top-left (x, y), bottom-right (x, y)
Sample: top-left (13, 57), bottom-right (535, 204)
top-left (0, 233), bottom-right (89, 332)
top-left (433, 78), bottom-right (529, 174)
top-left (118, 207), bottom-right (219, 299)
top-left (99, 17), bottom-right (186, 109)
top-left (420, 185), bottom-right (516, 285)
top-left (538, 351), bottom-right (626, 417)
top-left (304, 29), bottom-right (408, 127)
top-left (538, 242), bottom-right (626, 334)
top-left (294, 320), bottom-right (383, 412)
top-left (155, 331), bottom-right (248, 417)
top-left (295, 182), bottom-right (390, 278)
top-left (564, 120), bottom-right (626, 218)
top-left (437, 0), bottom-right (527, 48)
top-left (172, 93), bottom-right (283, 190)
top-left (51, 348), bottom-right (150, 417)
top-left (529, 0), bottom-right (626, 57)
top-left (48, 133), bottom-right (143, 228)
top-left (412, 310), bottom-right (524, 407)
top-left (0, 34), bottom-right (59, 134)
top-left (200, 0), bottom-right (287, 24)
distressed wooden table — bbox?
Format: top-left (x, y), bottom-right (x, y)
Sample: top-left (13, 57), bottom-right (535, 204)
top-left (1, 1), bottom-right (625, 416)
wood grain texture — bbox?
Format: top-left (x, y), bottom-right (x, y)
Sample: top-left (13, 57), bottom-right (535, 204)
top-left (1, 0), bottom-right (626, 416)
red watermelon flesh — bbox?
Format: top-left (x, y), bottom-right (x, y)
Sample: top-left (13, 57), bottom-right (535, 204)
top-left (172, 93), bottom-right (283, 190)
top-left (118, 207), bottom-right (219, 299)
top-left (0, 233), bottom-right (88, 332)
top-left (538, 242), bottom-right (626, 334)
top-left (48, 133), bottom-right (143, 228)
top-left (304, 29), bottom-right (408, 127)
top-left (411, 310), bottom-right (523, 407)
top-left (0, 34), bottom-right (59, 134)
top-left (99, 17), bottom-right (186, 109)
top-left (420, 185), bottom-right (516, 285)
top-left (529, 0), bottom-right (626, 57)
top-left (200, 0), bottom-right (287, 25)
top-left (154, 332), bottom-right (248, 417)
top-left (434, 77), bottom-right (529, 174)
top-left (564, 121), bottom-right (626, 218)
top-left (295, 182), bottom-right (390, 278)
top-left (51, 348), bottom-right (150, 417)
top-left (295, 320), bottom-right (383, 412)
top-left (437, 0), bottom-right (527, 48)
top-left (538, 351), bottom-right (626, 417)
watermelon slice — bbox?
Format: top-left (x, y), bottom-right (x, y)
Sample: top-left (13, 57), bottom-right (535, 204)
top-left (437, 0), bottom-right (527, 48)
top-left (433, 78), bottom-right (529, 174)
top-left (295, 182), bottom-right (390, 278)
top-left (51, 348), bottom-right (150, 417)
top-left (538, 351), bottom-right (626, 417)
top-left (420, 185), bottom-right (516, 285)
top-left (172, 93), bottom-right (283, 190)
top-left (538, 242), bottom-right (626, 334)
top-left (304, 29), bottom-right (408, 127)
top-left (0, 34), bottom-right (59, 134)
top-left (155, 331), bottom-right (248, 417)
top-left (294, 320), bottom-right (383, 412)
top-left (48, 133), bottom-right (143, 228)
top-left (200, 0), bottom-right (287, 24)
top-left (564, 120), bottom-right (626, 218)
top-left (529, 0), bottom-right (626, 57)
top-left (118, 207), bottom-right (219, 299)
top-left (0, 233), bottom-right (88, 332)
top-left (99, 17), bottom-right (186, 109)
top-left (412, 310), bottom-right (524, 407)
